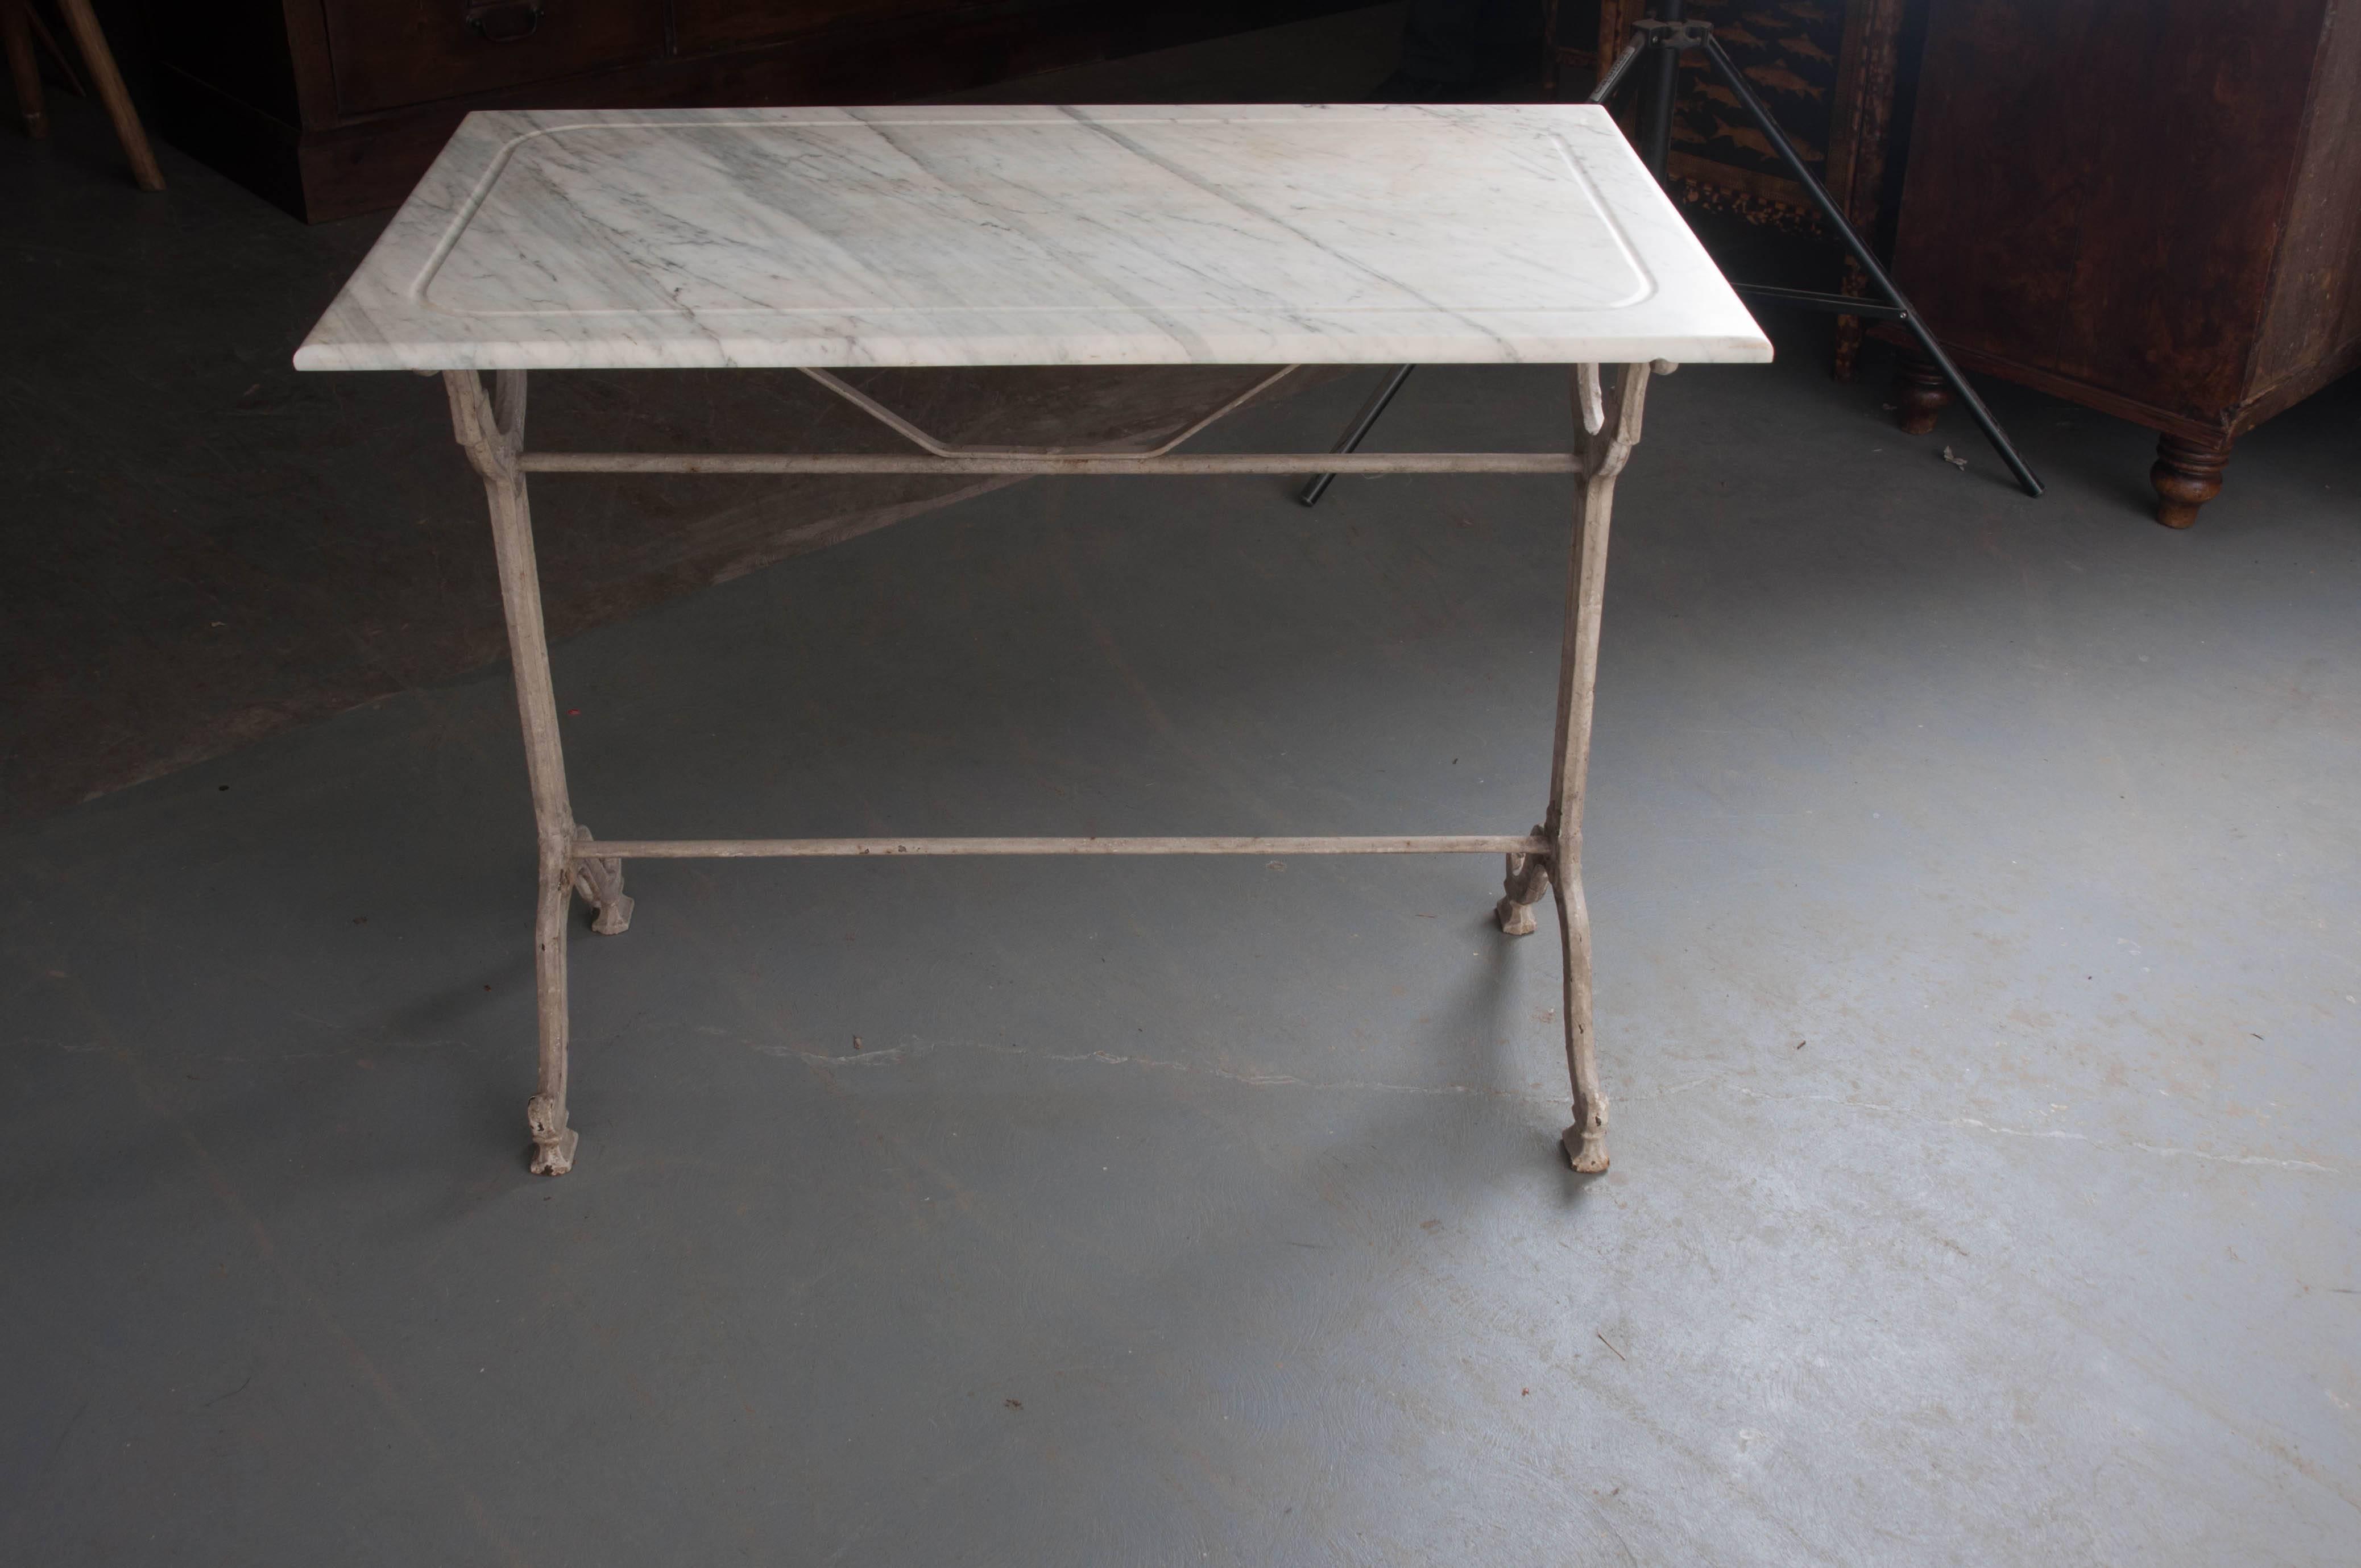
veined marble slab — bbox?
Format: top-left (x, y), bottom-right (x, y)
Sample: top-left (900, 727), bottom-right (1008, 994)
top-left (294, 105), bottom-right (1771, 373)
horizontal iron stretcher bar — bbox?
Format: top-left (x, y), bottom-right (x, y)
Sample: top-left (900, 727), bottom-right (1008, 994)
top-left (574, 834), bottom-right (1554, 860)
top-left (517, 451), bottom-right (1583, 476)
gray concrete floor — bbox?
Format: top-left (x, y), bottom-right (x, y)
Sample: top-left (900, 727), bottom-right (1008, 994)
top-left (10, 347), bottom-right (2361, 1563)
top-left (7, 14), bottom-right (2361, 1568)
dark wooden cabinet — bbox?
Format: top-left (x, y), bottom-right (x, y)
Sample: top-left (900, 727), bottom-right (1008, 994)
top-left (1880, 0), bottom-right (2361, 526)
top-left (671, 0), bottom-right (950, 53)
top-left (154, 0), bottom-right (1364, 223)
top-left (321, 2), bottom-right (669, 115)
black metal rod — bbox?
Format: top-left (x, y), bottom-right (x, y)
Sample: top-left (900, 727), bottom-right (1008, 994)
top-left (1642, 0), bottom-right (1684, 177)
top-left (1298, 364), bottom-right (1417, 507)
top-left (1735, 284), bottom-right (1909, 320)
top-left (1699, 34), bottom-right (2043, 496)
top-left (1587, 30), bottom-right (1653, 107)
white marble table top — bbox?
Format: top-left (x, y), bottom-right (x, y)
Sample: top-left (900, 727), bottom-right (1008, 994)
top-left (294, 105), bottom-right (1770, 373)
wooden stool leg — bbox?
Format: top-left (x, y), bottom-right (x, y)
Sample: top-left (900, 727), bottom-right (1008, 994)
top-left (2151, 433), bottom-right (2231, 529)
top-left (54, 0), bottom-right (162, 189)
top-left (3, 2), bottom-right (45, 139)
top-left (1890, 352), bottom-right (1952, 435)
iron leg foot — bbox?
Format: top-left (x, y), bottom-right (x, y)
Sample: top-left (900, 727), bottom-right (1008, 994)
top-left (527, 1094), bottom-right (577, 1176)
top-left (1562, 1119), bottom-right (1609, 1174)
top-left (573, 828), bottom-right (635, 935)
top-left (1495, 833), bottom-right (1550, 936)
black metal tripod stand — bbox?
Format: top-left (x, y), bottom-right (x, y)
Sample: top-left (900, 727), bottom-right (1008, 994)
top-left (1299, 1), bottom-right (2043, 504)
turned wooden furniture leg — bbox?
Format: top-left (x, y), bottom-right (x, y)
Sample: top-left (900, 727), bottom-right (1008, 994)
top-left (3, 1), bottom-right (44, 139)
top-left (53, 0), bottom-right (161, 188)
top-left (2151, 432), bottom-right (2231, 529)
top-left (1832, 258), bottom-right (1869, 383)
top-left (447, 368), bottom-right (586, 1176)
top-left (1496, 361), bottom-right (1652, 1173)
top-left (1890, 352), bottom-right (1952, 435)
top-left (1832, 316), bottom-right (1864, 384)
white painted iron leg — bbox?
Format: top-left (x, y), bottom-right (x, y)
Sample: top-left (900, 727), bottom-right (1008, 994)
top-left (526, 864), bottom-right (578, 1175)
top-left (1553, 870), bottom-right (1607, 1172)
top-left (1535, 362), bottom-right (1652, 1174)
top-left (448, 369), bottom-right (585, 1176)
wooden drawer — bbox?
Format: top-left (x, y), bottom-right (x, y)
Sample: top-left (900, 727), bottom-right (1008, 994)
top-left (323, 1), bottom-right (668, 115)
top-left (673, 0), bottom-right (956, 56)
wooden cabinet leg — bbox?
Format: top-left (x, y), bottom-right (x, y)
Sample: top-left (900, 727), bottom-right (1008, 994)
top-left (1833, 317), bottom-right (1865, 384)
top-left (1832, 257), bottom-right (1868, 383)
top-left (3, 1), bottom-right (45, 139)
top-left (1890, 353), bottom-right (1952, 435)
top-left (2151, 433), bottom-right (2231, 529)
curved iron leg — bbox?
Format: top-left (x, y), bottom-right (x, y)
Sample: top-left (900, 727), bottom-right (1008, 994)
top-left (1535, 363), bottom-right (1652, 1173)
top-left (525, 860), bottom-right (577, 1176)
top-left (1554, 870), bottom-right (1607, 1171)
top-left (448, 369), bottom-right (585, 1176)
